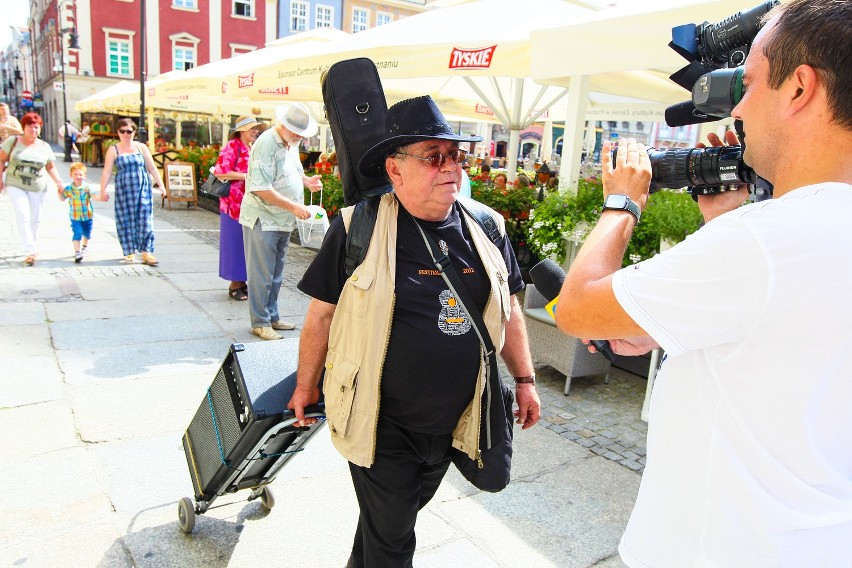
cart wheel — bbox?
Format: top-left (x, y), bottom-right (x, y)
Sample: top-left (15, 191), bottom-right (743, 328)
top-left (178, 497), bottom-right (196, 534)
top-left (260, 487), bottom-right (275, 510)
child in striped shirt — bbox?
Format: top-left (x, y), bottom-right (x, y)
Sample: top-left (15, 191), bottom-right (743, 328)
top-left (58, 162), bottom-right (108, 262)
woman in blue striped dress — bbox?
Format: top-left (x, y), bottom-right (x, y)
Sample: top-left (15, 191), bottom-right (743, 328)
top-left (99, 118), bottom-right (166, 265)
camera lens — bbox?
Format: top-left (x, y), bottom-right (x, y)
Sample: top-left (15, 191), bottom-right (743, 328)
top-left (610, 146), bottom-right (754, 190)
top-left (650, 146), bottom-right (753, 189)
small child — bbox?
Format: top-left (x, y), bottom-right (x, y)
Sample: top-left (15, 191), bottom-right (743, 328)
top-left (58, 162), bottom-right (108, 262)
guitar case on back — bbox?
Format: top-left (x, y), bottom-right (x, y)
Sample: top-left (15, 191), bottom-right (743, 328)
top-left (321, 57), bottom-right (393, 206)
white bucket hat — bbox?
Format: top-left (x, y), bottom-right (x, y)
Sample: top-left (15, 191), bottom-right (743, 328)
top-left (275, 103), bottom-right (318, 138)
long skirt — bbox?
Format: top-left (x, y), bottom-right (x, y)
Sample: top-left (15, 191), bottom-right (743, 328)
top-left (219, 213), bottom-right (247, 282)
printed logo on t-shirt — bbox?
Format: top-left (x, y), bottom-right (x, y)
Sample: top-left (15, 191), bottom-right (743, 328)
top-left (13, 160), bottom-right (44, 187)
top-left (437, 289), bottom-right (471, 336)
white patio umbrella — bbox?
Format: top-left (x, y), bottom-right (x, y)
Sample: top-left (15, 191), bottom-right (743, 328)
top-left (531, 0), bottom-right (766, 188)
top-left (221, 0), bottom-right (629, 180)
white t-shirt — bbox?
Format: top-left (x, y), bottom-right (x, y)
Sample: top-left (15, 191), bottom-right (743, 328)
top-left (612, 183), bottom-right (852, 568)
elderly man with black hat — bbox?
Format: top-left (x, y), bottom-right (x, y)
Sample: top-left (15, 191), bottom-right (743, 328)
top-left (289, 95), bottom-right (541, 567)
top-left (239, 103), bottom-right (322, 341)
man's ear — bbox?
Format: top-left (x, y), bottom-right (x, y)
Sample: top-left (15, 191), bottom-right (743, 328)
top-left (386, 155), bottom-right (403, 187)
top-left (787, 64), bottom-right (820, 115)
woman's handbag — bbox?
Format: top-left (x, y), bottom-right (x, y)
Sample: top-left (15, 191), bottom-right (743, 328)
top-left (201, 144), bottom-right (241, 197)
top-left (201, 173), bottom-right (232, 197)
top-left (412, 215), bottom-right (515, 493)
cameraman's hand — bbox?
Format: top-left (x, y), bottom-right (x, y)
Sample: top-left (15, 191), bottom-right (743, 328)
top-left (583, 335), bottom-right (659, 357)
top-left (696, 131), bottom-right (750, 223)
top-left (602, 138), bottom-right (652, 212)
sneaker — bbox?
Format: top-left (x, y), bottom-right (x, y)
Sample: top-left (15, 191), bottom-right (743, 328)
top-left (270, 320), bottom-right (296, 331)
top-left (81, 245), bottom-right (88, 257)
top-left (252, 327), bottom-right (283, 341)
top-left (74, 251), bottom-right (83, 263)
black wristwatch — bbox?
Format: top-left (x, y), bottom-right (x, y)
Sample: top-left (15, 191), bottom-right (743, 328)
top-left (603, 194), bottom-right (641, 223)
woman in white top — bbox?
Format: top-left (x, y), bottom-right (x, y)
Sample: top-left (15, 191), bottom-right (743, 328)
top-left (0, 112), bottom-right (65, 266)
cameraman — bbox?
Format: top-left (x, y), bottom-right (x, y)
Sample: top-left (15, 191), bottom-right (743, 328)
top-left (555, 1), bottom-right (852, 566)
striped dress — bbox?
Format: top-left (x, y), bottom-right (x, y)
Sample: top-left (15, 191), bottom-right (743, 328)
top-left (113, 144), bottom-right (154, 256)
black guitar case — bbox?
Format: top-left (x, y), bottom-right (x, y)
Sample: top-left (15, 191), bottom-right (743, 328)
top-left (321, 57), bottom-right (393, 206)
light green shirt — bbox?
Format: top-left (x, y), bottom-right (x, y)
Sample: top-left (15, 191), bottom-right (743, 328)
top-left (1, 136), bottom-right (55, 193)
top-left (238, 127), bottom-right (305, 232)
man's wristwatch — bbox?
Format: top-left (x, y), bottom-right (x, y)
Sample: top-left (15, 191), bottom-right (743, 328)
top-left (603, 194), bottom-right (641, 223)
top-left (514, 374), bottom-right (536, 385)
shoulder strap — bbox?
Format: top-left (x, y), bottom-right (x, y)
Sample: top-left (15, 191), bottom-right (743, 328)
top-left (456, 196), bottom-right (503, 247)
top-left (343, 194), bottom-right (382, 277)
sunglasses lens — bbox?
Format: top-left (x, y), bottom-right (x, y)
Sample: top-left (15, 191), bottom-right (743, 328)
top-left (426, 154), bottom-right (443, 168)
top-left (120, 129), bottom-right (133, 134)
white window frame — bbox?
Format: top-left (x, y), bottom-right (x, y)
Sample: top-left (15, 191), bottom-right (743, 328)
top-left (169, 33), bottom-right (200, 72)
top-left (315, 4), bottom-right (334, 29)
top-left (376, 11), bottom-right (392, 26)
top-left (352, 8), bottom-right (369, 33)
top-left (230, 43), bottom-right (257, 57)
top-left (291, 1), bottom-right (309, 32)
top-left (172, 0), bottom-right (197, 10)
top-left (233, 0), bottom-right (254, 19)
top-left (103, 28), bottom-right (135, 78)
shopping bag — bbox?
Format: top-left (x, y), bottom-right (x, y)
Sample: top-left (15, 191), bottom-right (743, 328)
top-left (296, 190), bottom-right (329, 251)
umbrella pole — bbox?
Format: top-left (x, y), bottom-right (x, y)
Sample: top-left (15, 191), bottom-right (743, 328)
top-left (558, 74), bottom-right (589, 194)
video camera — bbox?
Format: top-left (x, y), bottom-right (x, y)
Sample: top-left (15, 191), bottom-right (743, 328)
top-left (637, 1), bottom-right (779, 195)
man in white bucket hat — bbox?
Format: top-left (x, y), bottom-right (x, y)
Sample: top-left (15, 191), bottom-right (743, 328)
top-left (239, 102), bottom-right (323, 340)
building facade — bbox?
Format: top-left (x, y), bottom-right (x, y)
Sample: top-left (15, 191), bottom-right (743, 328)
top-left (28, 0), bottom-right (276, 144)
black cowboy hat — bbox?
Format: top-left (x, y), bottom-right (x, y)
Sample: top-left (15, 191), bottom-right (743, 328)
top-left (358, 95), bottom-right (482, 177)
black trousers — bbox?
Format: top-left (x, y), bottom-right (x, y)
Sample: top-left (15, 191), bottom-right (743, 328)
top-left (347, 418), bottom-right (454, 568)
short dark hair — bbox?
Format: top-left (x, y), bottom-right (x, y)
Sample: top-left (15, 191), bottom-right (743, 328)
top-left (762, 0), bottom-right (852, 129)
top-left (117, 117), bottom-right (136, 131)
top-left (481, 164), bottom-right (491, 173)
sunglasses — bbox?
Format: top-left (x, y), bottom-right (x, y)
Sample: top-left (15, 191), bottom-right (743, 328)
top-left (119, 129), bottom-right (134, 134)
top-left (395, 148), bottom-right (467, 168)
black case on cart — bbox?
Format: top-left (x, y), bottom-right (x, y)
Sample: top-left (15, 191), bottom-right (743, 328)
top-left (179, 338), bottom-right (325, 533)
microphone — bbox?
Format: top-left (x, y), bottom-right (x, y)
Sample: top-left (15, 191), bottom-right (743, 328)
top-left (528, 259), bottom-right (616, 362)
top-left (664, 100), bottom-right (722, 128)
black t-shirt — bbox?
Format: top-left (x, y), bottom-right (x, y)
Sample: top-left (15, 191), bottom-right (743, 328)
top-left (298, 200), bottom-right (524, 434)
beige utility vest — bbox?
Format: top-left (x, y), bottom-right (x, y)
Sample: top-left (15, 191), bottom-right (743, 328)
top-left (324, 193), bottom-right (512, 467)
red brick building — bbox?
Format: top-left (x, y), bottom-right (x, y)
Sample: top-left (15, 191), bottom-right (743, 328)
top-left (31, 0), bottom-right (274, 143)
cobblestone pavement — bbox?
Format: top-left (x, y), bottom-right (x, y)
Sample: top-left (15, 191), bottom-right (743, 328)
top-left (154, 200), bottom-right (649, 474)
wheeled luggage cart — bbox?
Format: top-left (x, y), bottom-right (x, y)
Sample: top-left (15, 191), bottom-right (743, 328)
top-left (179, 339), bottom-right (325, 534)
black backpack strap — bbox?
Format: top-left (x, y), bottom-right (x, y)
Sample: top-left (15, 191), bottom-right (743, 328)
top-left (456, 196), bottom-right (504, 247)
top-left (343, 195), bottom-right (381, 277)
top-left (343, 195), bottom-right (503, 278)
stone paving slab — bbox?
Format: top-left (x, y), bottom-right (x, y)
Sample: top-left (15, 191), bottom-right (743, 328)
top-left (0, 522), bottom-right (132, 568)
top-left (0, 401), bottom-right (78, 460)
top-left (436, 456), bottom-right (638, 568)
top-left (45, 295), bottom-right (196, 321)
top-left (0, 446), bottom-right (114, 548)
top-left (69, 372), bottom-right (218, 442)
top-left (56, 337), bottom-right (228, 383)
top-left (0, 301), bottom-right (47, 326)
top-left (51, 313), bottom-right (222, 351)
top-left (0, 354), bottom-right (63, 407)
top-left (87, 432), bottom-right (195, 515)
top-left (0, 323), bottom-right (54, 357)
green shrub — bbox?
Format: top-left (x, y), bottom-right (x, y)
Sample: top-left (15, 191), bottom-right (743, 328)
top-left (304, 174), bottom-right (345, 218)
top-left (527, 178), bottom-right (702, 266)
